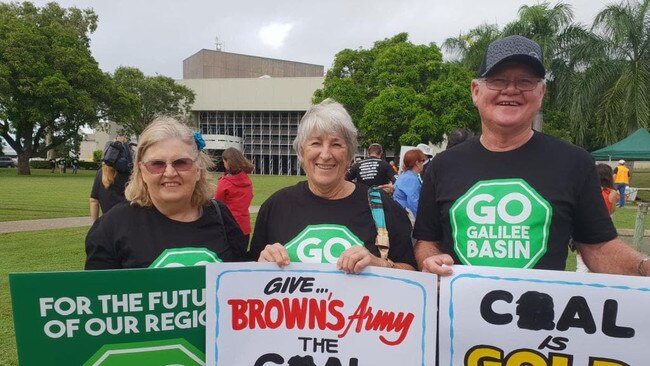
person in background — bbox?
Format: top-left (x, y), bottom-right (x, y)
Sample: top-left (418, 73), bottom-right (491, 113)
top-left (89, 136), bottom-right (135, 222)
top-left (89, 161), bottom-right (129, 222)
top-left (613, 159), bottom-right (631, 207)
top-left (86, 117), bottom-right (247, 269)
top-left (598, 163), bottom-right (620, 216)
top-left (393, 149), bottom-right (426, 220)
top-left (416, 143), bottom-right (433, 173)
top-left (103, 135), bottom-right (133, 173)
top-left (215, 147), bottom-right (254, 242)
top-left (414, 35), bottom-right (649, 278)
top-left (446, 128), bottom-right (475, 149)
top-left (251, 99), bottom-right (416, 273)
top-left (389, 160), bottom-right (399, 174)
top-left (346, 142), bottom-right (396, 194)
top-left (576, 163), bottom-right (620, 272)
top-left (72, 156), bottom-right (79, 174)
top-left (58, 157), bottom-right (66, 173)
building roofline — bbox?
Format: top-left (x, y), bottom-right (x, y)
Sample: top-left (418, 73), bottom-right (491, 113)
top-left (183, 49), bottom-right (324, 68)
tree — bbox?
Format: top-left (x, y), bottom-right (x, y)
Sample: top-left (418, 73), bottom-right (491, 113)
top-left (566, 0), bottom-right (650, 146)
top-left (314, 33), bottom-right (476, 153)
top-left (112, 67), bottom-right (196, 137)
top-left (443, 24), bottom-right (501, 73)
top-left (0, 2), bottom-right (112, 175)
top-left (421, 63), bottom-right (480, 142)
top-left (501, 2), bottom-right (587, 133)
top-left (502, 2), bottom-right (574, 67)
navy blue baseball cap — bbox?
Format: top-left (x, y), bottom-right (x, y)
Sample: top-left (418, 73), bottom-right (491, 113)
top-left (478, 35), bottom-right (545, 78)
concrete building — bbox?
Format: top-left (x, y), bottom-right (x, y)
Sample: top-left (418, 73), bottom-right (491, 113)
top-left (184, 49), bottom-right (324, 79)
top-left (179, 50), bottom-right (324, 175)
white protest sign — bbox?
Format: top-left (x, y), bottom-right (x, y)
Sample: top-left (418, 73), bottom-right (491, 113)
top-left (439, 265), bottom-right (650, 366)
top-left (206, 263), bottom-right (437, 365)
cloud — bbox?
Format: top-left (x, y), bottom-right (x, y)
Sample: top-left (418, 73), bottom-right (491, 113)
top-left (258, 22), bottom-right (293, 49)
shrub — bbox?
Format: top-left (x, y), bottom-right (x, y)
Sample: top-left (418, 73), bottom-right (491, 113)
top-left (29, 160), bottom-right (53, 169)
top-left (92, 149), bottom-right (103, 163)
top-left (78, 161), bottom-right (99, 170)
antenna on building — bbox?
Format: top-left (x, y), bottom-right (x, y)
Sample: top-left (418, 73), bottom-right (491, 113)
top-left (215, 36), bottom-right (224, 51)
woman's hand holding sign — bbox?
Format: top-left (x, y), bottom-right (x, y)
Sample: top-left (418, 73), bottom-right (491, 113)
top-left (337, 246), bottom-right (379, 274)
top-left (258, 243), bottom-right (290, 267)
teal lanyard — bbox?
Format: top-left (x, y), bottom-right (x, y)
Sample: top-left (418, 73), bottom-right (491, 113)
top-left (368, 187), bottom-right (386, 230)
top-left (368, 187), bottom-right (390, 259)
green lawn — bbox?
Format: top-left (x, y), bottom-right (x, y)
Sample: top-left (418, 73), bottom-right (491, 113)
top-left (0, 169), bottom-right (97, 221)
top-left (0, 227), bottom-right (87, 366)
top-left (0, 169), bottom-right (304, 222)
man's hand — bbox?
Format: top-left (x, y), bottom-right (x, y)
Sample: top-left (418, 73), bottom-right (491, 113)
top-left (414, 239), bottom-right (454, 276)
top-left (420, 254), bottom-right (454, 276)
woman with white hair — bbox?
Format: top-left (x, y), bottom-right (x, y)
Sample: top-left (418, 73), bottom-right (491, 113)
top-left (250, 99), bottom-right (415, 273)
top-left (85, 116), bottom-right (247, 269)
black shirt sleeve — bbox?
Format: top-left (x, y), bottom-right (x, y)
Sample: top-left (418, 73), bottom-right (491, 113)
top-left (85, 215), bottom-right (120, 270)
top-left (382, 161), bottom-right (397, 183)
top-left (213, 200), bottom-right (250, 261)
top-left (249, 198), bottom-right (272, 260)
top-left (346, 163), bottom-right (360, 182)
top-left (381, 190), bottom-right (416, 268)
top-left (413, 157), bottom-right (441, 242)
top-left (90, 170), bottom-right (102, 200)
top-left (571, 160), bottom-right (618, 244)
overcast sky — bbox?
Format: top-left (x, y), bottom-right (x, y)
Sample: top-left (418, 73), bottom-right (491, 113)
top-left (18, 0), bottom-right (608, 79)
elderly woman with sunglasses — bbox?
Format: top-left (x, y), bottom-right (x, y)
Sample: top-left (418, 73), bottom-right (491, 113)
top-left (249, 99), bottom-right (416, 273)
top-left (85, 117), bottom-right (248, 269)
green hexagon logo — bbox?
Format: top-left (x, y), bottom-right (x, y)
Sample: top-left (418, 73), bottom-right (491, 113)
top-left (83, 338), bottom-right (204, 366)
top-left (284, 224), bottom-right (364, 263)
top-left (149, 247), bottom-right (222, 268)
top-left (450, 179), bottom-right (552, 268)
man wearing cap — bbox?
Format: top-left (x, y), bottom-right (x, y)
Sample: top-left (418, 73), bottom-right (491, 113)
top-left (613, 160), bottom-right (631, 208)
top-left (414, 35), bottom-right (649, 277)
top-left (346, 143), bottom-right (396, 191)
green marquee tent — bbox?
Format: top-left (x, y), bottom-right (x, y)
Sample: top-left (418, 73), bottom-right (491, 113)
top-left (591, 128), bottom-right (650, 161)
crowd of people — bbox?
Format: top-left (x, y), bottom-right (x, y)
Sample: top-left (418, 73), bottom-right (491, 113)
top-left (84, 35), bottom-right (649, 280)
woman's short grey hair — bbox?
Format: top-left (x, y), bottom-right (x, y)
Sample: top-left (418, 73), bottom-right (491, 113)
top-left (125, 116), bottom-right (215, 207)
top-left (292, 98), bottom-right (358, 163)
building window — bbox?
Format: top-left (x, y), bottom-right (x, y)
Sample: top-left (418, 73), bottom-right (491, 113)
top-left (198, 110), bottom-right (305, 175)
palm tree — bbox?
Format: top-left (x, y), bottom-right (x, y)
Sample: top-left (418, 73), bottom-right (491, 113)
top-left (501, 2), bottom-right (586, 132)
top-left (442, 24), bottom-right (501, 74)
top-left (567, 0), bottom-right (650, 145)
top-left (502, 2), bottom-right (575, 70)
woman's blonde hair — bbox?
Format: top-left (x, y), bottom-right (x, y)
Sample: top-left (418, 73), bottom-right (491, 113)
top-left (125, 116), bottom-right (215, 207)
top-left (101, 163), bottom-right (117, 189)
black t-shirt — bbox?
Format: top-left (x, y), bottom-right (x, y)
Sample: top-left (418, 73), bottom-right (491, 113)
top-left (346, 157), bottom-right (396, 187)
top-left (90, 169), bottom-right (129, 214)
top-left (85, 201), bottom-right (248, 269)
top-left (250, 181), bottom-right (416, 268)
top-left (413, 132), bottom-right (617, 270)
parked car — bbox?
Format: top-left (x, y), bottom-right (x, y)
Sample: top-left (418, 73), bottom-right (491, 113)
top-left (0, 156), bottom-right (16, 168)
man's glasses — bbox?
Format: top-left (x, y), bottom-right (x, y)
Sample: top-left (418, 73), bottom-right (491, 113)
top-left (481, 77), bottom-right (542, 91)
top-left (141, 158), bottom-right (196, 174)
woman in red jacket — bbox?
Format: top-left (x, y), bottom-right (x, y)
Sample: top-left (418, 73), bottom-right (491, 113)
top-left (215, 148), bottom-right (254, 242)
